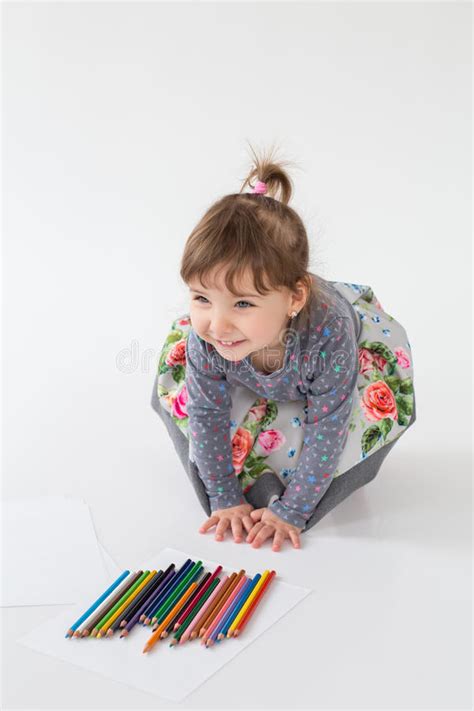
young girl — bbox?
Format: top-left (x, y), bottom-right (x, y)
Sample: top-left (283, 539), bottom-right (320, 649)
top-left (152, 147), bottom-right (416, 552)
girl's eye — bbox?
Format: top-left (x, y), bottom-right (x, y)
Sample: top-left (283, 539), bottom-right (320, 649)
top-left (192, 296), bottom-right (254, 308)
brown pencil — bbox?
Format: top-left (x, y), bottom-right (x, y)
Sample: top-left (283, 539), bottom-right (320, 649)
top-left (77, 572), bottom-right (143, 637)
top-left (189, 573), bottom-right (237, 640)
top-left (89, 572), bottom-right (143, 637)
top-left (198, 570), bottom-right (245, 638)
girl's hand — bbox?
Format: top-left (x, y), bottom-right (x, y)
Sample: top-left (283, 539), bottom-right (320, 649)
top-left (246, 507), bottom-right (303, 551)
top-left (198, 503), bottom-right (255, 544)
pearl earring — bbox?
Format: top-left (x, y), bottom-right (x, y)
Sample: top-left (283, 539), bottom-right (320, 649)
top-left (290, 311), bottom-right (298, 319)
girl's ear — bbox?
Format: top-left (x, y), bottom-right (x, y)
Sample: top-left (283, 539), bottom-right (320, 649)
top-left (291, 279), bottom-right (310, 312)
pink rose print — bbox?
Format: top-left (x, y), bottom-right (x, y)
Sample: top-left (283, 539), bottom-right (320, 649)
top-left (171, 384), bottom-right (189, 419)
top-left (360, 381), bottom-right (398, 422)
top-left (395, 347), bottom-right (411, 369)
top-left (359, 348), bottom-right (387, 375)
top-left (247, 402), bottom-right (267, 422)
top-left (257, 429), bottom-right (286, 454)
top-left (232, 427), bottom-right (254, 474)
top-left (165, 339), bottom-right (187, 367)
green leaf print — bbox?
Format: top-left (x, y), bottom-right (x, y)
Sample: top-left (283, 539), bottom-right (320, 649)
top-left (399, 377), bottom-right (414, 394)
top-left (172, 414), bottom-right (189, 433)
top-left (361, 425), bottom-right (382, 454)
top-left (244, 460), bottom-right (271, 479)
top-left (171, 365), bottom-right (186, 384)
top-left (396, 394), bottom-right (413, 417)
top-left (378, 418), bottom-right (393, 439)
top-left (157, 384), bottom-right (168, 397)
top-left (384, 375), bottom-right (401, 394)
top-left (166, 329), bottom-right (184, 345)
top-left (260, 400), bottom-right (279, 429)
top-left (359, 340), bottom-right (398, 376)
top-left (361, 287), bottom-right (374, 303)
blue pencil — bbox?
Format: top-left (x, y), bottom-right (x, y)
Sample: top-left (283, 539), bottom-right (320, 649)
top-left (216, 574), bottom-right (261, 642)
top-left (143, 559), bottom-right (195, 624)
top-left (65, 570), bottom-right (130, 638)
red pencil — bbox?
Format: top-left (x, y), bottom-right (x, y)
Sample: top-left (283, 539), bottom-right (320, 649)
top-left (232, 570), bottom-right (276, 638)
top-left (173, 565), bottom-right (222, 630)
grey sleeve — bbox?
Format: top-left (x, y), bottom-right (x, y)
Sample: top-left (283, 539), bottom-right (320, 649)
top-left (185, 329), bottom-right (247, 512)
top-left (268, 317), bottom-right (359, 530)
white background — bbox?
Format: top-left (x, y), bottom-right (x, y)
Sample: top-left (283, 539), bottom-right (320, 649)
top-left (2, 2), bottom-right (472, 709)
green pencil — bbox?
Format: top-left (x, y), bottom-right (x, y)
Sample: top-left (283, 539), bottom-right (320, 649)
top-left (151, 561), bottom-right (203, 624)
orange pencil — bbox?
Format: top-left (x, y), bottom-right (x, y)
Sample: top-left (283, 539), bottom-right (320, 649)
top-left (201, 575), bottom-right (247, 647)
top-left (233, 570), bottom-right (276, 637)
top-left (143, 581), bottom-right (198, 654)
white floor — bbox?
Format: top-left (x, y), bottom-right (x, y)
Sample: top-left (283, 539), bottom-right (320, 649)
top-left (2, 444), bottom-right (471, 710)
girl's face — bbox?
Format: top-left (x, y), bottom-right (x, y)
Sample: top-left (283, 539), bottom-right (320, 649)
top-left (188, 266), bottom-right (307, 364)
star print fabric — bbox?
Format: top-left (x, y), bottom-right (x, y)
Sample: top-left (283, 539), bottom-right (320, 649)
top-left (184, 283), bottom-right (360, 528)
top-left (185, 332), bottom-right (248, 511)
top-left (267, 316), bottom-right (359, 529)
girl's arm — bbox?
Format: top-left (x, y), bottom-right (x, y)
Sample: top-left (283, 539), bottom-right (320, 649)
top-left (185, 329), bottom-right (247, 512)
top-left (268, 317), bottom-right (359, 530)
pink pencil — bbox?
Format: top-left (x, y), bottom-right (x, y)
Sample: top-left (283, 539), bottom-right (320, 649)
top-left (179, 576), bottom-right (229, 644)
top-left (200, 576), bottom-right (248, 646)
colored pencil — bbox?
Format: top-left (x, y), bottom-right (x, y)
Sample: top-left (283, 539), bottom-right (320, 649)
top-left (143, 581), bottom-right (198, 653)
top-left (173, 565), bottom-right (222, 630)
top-left (183, 575), bottom-right (230, 643)
top-left (90, 572), bottom-right (144, 637)
top-left (202, 576), bottom-right (247, 647)
top-left (169, 578), bottom-right (221, 646)
top-left (75, 572), bottom-right (137, 638)
top-left (106, 571), bottom-right (159, 637)
top-left (143, 559), bottom-right (195, 624)
top-left (233, 570), bottom-right (276, 637)
top-left (226, 571), bottom-right (270, 638)
top-left (95, 571), bottom-right (150, 637)
top-left (217, 574), bottom-right (261, 641)
top-left (122, 569), bottom-right (177, 637)
top-left (151, 566), bottom-right (204, 632)
top-left (198, 571), bottom-right (244, 638)
top-left (65, 570), bottom-right (130, 637)
top-left (99, 571), bottom-right (154, 638)
top-left (161, 571), bottom-right (210, 638)
top-left (150, 561), bottom-right (203, 625)
top-left (118, 569), bottom-right (166, 627)
top-left (140, 567), bottom-right (177, 623)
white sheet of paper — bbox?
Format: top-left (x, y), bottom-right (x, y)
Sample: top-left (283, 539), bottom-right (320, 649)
top-left (17, 547), bottom-right (312, 702)
top-left (1, 496), bottom-right (109, 607)
top-left (97, 542), bottom-right (120, 579)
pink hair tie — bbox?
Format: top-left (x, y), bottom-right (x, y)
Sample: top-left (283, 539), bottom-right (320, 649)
top-left (252, 180), bottom-right (268, 195)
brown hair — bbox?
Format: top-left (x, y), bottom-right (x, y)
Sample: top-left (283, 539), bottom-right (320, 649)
top-left (180, 142), bottom-right (324, 327)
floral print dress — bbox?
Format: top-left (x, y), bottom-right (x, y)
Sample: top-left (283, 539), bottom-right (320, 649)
top-left (155, 281), bottom-right (415, 499)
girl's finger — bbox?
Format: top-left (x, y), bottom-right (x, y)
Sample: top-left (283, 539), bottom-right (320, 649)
top-left (199, 516), bottom-right (219, 533)
top-left (231, 516), bottom-right (244, 543)
top-left (252, 525), bottom-right (275, 548)
top-left (215, 517), bottom-right (230, 540)
top-left (242, 515), bottom-right (254, 534)
top-left (288, 529), bottom-right (301, 549)
top-left (246, 521), bottom-right (264, 543)
top-left (272, 529), bottom-right (285, 552)
top-left (250, 508), bottom-right (265, 520)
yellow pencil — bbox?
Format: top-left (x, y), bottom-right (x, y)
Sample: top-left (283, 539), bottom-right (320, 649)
top-left (96, 571), bottom-right (156, 638)
top-left (227, 570), bottom-right (270, 637)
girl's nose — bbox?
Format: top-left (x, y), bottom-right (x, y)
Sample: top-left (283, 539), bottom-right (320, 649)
top-left (210, 316), bottom-right (234, 339)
